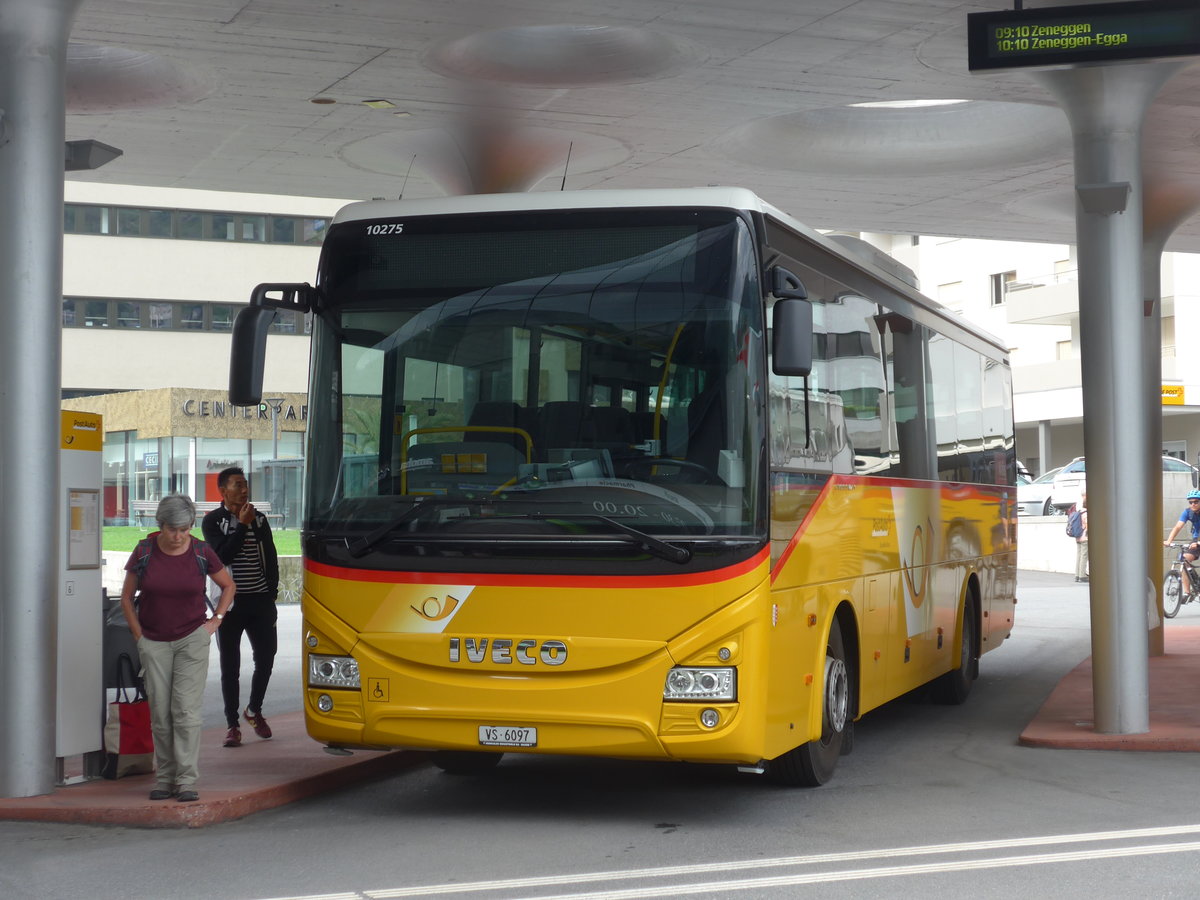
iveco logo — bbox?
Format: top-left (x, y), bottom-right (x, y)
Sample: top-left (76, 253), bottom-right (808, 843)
top-left (449, 637), bottom-right (568, 666)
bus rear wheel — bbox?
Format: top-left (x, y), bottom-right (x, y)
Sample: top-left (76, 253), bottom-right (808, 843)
top-left (931, 596), bottom-right (978, 705)
top-left (765, 619), bottom-right (851, 787)
top-left (433, 751), bottom-right (504, 775)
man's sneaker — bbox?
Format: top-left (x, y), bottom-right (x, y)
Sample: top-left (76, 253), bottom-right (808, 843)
top-left (244, 708), bottom-right (272, 740)
top-left (223, 726), bottom-right (242, 748)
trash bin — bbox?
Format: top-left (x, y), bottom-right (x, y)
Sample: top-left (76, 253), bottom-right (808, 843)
top-left (101, 588), bottom-right (140, 688)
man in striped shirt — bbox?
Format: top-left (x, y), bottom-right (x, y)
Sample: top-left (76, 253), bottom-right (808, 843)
top-left (202, 467), bottom-right (280, 748)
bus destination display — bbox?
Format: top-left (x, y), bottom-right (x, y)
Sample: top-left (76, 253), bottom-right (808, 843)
top-left (967, 0), bottom-right (1200, 72)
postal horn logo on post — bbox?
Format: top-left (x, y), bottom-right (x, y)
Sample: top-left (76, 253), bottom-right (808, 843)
top-left (412, 593), bottom-right (461, 622)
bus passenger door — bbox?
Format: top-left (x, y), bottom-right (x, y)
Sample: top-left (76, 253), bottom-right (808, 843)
top-left (859, 572), bottom-right (896, 712)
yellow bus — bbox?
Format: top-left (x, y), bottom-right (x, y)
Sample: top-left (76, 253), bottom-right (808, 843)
top-left (230, 188), bottom-right (1016, 786)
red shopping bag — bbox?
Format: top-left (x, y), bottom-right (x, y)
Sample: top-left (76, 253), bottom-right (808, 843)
top-left (101, 653), bottom-right (154, 779)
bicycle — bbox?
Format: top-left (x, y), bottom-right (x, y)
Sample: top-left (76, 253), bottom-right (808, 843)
top-left (1163, 542), bottom-right (1200, 618)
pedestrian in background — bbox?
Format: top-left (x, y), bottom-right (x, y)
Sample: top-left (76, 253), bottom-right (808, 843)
top-left (202, 466), bottom-right (280, 748)
top-left (1070, 490), bottom-right (1088, 584)
top-left (120, 494), bottom-right (234, 802)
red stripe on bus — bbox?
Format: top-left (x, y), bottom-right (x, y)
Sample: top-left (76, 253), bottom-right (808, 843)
top-left (304, 549), bottom-right (770, 588)
top-left (771, 476), bottom-right (835, 582)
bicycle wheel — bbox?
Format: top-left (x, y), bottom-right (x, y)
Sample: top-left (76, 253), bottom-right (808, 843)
top-left (1164, 570), bottom-right (1183, 619)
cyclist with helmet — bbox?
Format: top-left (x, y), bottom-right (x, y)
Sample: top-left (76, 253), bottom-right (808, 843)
top-left (1165, 488), bottom-right (1200, 594)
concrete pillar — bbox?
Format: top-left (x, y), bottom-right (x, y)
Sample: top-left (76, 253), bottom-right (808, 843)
top-left (1033, 62), bottom-right (1182, 734)
top-left (0, 0), bottom-right (83, 797)
top-left (1141, 176), bottom-right (1200, 657)
top-left (1037, 420), bottom-right (1054, 474)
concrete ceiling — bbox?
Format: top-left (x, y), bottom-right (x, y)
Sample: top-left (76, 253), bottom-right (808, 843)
top-left (64, 0), bottom-right (1200, 250)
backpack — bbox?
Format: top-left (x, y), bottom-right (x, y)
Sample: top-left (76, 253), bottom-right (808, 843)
top-left (131, 533), bottom-right (210, 583)
top-left (1065, 506), bottom-right (1084, 539)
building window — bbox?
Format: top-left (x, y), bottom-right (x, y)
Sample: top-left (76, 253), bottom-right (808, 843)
top-left (116, 301), bottom-right (141, 328)
top-left (64, 204), bottom-right (108, 234)
top-left (147, 209), bottom-right (174, 237)
top-left (210, 305), bottom-right (235, 332)
top-left (178, 211), bottom-right (204, 240)
top-left (115, 208), bottom-right (142, 236)
top-left (990, 271), bottom-right (1016, 306)
top-left (64, 202), bottom-right (329, 245)
top-left (180, 303), bottom-right (205, 329)
top-left (149, 302), bottom-right (174, 329)
top-left (64, 296), bottom-right (310, 335)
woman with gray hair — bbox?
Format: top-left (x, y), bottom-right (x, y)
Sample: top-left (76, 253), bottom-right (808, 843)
top-left (119, 494), bottom-right (235, 802)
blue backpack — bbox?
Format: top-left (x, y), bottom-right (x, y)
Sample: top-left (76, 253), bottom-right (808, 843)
top-left (1065, 506), bottom-right (1084, 539)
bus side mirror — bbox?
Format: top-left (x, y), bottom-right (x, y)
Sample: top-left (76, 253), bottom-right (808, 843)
top-left (229, 307), bottom-right (276, 406)
top-left (229, 282), bottom-right (317, 406)
top-left (772, 298), bottom-right (813, 377)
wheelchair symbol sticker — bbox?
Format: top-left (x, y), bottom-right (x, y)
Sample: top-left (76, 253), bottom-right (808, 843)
top-left (367, 678), bottom-right (389, 702)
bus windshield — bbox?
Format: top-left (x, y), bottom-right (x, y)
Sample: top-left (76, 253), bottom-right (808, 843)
top-left (304, 207), bottom-right (766, 560)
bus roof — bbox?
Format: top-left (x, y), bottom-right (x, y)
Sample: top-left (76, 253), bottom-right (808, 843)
top-left (333, 186), bottom-right (776, 224)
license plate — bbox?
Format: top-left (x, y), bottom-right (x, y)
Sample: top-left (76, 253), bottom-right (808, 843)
top-left (478, 725), bottom-right (537, 747)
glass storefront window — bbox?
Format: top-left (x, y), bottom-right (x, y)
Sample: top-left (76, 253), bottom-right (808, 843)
top-left (170, 436), bottom-right (192, 496)
top-left (196, 438), bottom-right (248, 504)
top-left (102, 431), bottom-right (131, 525)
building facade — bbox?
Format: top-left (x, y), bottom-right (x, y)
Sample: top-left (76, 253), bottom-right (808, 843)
top-left (62, 182), bottom-right (337, 524)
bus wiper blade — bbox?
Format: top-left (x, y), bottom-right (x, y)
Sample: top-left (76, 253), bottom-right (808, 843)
top-left (348, 497), bottom-right (487, 558)
top-left (526, 513), bottom-right (691, 564)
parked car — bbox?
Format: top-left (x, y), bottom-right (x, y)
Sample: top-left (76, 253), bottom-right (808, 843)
top-left (1049, 455), bottom-right (1200, 513)
top-left (1017, 466), bottom-right (1063, 516)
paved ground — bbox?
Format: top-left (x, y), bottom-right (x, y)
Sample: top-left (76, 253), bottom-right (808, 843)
top-left (3, 570), bottom-right (1197, 828)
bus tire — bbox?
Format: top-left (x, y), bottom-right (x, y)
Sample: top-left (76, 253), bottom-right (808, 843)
top-left (931, 595), bottom-right (978, 705)
top-left (432, 751), bottom-right (504, 775)
top-left (765, 619), bottom-right (851, 787)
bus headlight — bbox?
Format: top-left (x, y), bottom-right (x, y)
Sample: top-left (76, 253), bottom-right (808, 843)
top-left (663, 667), bottom-right (736, 701)
top-left (308, 654), bottom-right (360, 689)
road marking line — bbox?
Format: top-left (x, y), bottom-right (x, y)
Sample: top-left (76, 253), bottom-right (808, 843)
top-left (357, 823), bottom-right (1200, 898)
top-left (530, 840), bottom-right (1200, 899)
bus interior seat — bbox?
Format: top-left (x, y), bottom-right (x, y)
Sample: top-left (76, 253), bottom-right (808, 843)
top-left (537, 401), bottom-right (588, 457)
top-left (587, 406), bottom-right (637, 465)
top-left (468, 400), bottom-right (535, 458)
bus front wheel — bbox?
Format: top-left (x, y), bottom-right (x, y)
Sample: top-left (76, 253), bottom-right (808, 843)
top-left (765, 619), bottom-right (852, 787)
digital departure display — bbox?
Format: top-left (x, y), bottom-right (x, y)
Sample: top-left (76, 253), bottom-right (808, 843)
top-left (967, 0), bottom-right (1200, 72)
